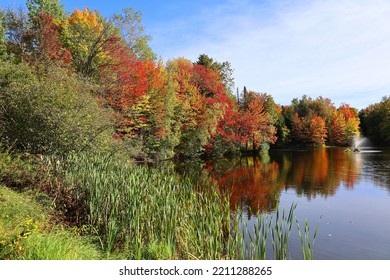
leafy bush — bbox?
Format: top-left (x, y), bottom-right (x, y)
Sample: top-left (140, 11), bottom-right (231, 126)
top-left (0, 145), bottom-right (40, 190)
top-left (0, 60), bottom-right (115, 155)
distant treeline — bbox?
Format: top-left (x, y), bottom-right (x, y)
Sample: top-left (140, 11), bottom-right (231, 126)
top-left (1, 1), bottom-right (389, 162)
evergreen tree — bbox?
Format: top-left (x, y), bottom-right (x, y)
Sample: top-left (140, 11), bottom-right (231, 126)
top-left (27, 0), bottom-right (66, 21)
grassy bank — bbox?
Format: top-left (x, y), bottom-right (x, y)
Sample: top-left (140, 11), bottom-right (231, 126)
top-left (0, 185), bottom-right (101, 259)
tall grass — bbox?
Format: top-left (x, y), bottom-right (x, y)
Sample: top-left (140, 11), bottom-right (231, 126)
top-left (47, 153), bottom-right (230, 259)
top-left (20, 231), bottom-right (101, 260)
top-left (296, 218), bottom-right (318, 260)
top-left (226, 202), bottom-right (317, 260)
top-left (271, 203), bottom-right (297, 260)
top-left (44, 153), bottom-right (318, 260)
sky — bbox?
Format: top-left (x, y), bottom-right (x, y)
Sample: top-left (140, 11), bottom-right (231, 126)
top-left (3, 0), bottom-right (390, 109)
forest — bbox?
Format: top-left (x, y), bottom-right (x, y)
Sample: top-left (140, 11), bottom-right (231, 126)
top-left (1, 1), bottom-right (389, 162)
top-left (0, 0), bottom-right (389, 260)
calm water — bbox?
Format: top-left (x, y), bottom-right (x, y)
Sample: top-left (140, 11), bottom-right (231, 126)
top-left (181, 147), bottom-right (390, 259)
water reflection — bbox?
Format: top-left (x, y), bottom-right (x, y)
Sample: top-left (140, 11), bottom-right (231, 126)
top-left (277, 148), bottom-right (362, 197)
top-left (176, 147), bottom-right (390, 259)
top-left (204, 156), bottom-right (282, 214)
top-left (360, 148), bottom-right (390, 191)
top-left (176, 147), bottom-right (390, 213)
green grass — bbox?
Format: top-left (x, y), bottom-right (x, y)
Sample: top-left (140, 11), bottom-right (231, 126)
top-left (0, 185), bottom-right (47, 259)
top-left (0, 185), bottom-right (101, 260)
top-left (20, 231), bottom-right (101, 260)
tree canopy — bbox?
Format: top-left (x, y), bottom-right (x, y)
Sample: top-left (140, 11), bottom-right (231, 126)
top-left (1, 0), bottom-right (385, 161)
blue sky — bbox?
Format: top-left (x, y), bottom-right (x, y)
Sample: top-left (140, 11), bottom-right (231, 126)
top-left (3, 0), bottom-right (390, 109)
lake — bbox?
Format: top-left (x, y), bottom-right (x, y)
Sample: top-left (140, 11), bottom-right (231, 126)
top-left (180, 147), bottom-right (390, 259)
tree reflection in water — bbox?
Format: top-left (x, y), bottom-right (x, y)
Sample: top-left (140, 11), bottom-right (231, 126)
top-left (201, 148), bottom-right (363, 213)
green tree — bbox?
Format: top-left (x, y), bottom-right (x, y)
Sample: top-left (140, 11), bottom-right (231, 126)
top-left (0, 9), bottom-right (6, 56)
top-left (240, 87), bottom-right (255, 111)
top-left (2, 8), bottom-right (31, 60)
top-left (360, 96), bottom-right (390, 145)
top-left (26, 0), bottom-right (66, 21)
top-left (111, 8), bottom-right (156, 61)
top-left (379, 97), bottom-right (390, 144)
top-left (309, 96), bottom-right (335, 134)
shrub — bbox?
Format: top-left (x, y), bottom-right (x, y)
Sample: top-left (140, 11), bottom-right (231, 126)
top-left (0, 60), bottom-right (115, 155)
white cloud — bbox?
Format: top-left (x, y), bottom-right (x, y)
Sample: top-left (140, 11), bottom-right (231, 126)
top-left (150, 0), bottom-right (390, 109)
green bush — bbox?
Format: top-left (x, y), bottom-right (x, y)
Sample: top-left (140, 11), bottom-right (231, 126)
top-left (0, 60), bottom-right (115, 155)
top-left (0, 145), bottom-right (41, 189)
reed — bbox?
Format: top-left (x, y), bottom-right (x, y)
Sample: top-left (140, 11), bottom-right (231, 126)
top-left (226, 202), bottom-right (318, 260)
top-left (44, 153), bottom-right (317, 260)
top-left (48, 153), bottom-right (230, 259)
top-left (271, 202), bottom-right (297, 260)
top-left (296, 218), bottom-right (318, 260)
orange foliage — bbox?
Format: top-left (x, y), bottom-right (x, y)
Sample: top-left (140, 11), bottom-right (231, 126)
top-left (292, 113), bottom-right (327, 145)
top-left (205, 157), bottom-right (282, 213)
top-left (28, 12), bottom-right (72, 64)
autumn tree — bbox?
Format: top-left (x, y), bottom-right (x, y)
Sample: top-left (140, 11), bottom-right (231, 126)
top-left (284, 95), bottom-right (362, 146)
top-left (28, 11), bottom-right (71, 64)
top-left (62, 8), bottom-right (111, 76)
top-left (292, 113), bottom-right (327, 145)
top-left (310, 97), bottom-right (335, 132)
top-left (99, 36), bottom-right (149, 132)
top-left (243, 92), bottom-right (277, 151)
top-left (99, 36), bottom-right (179, 160)
top-left (217, 86), bottom-right (247, 151)
top-left (215, 89), bottom-right (277, 154)
top-left (329, 111), bottom-right (346, 145)
top-left (196, 54), bottom-right (235, 96)
top-left (166, 58), bottom-right (224, 157)
top-left (329, 104), bottom-right (360, 146)
top-left (310, 114), bottom-right (328, 145)
top-left (142, 63), bottom-right (181, 159)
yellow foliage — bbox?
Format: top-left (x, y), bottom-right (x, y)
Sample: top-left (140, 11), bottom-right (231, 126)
top-left (62, 8), bottom-right (111, 75)
top-left (67, 8), bottom-right (103, 34)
